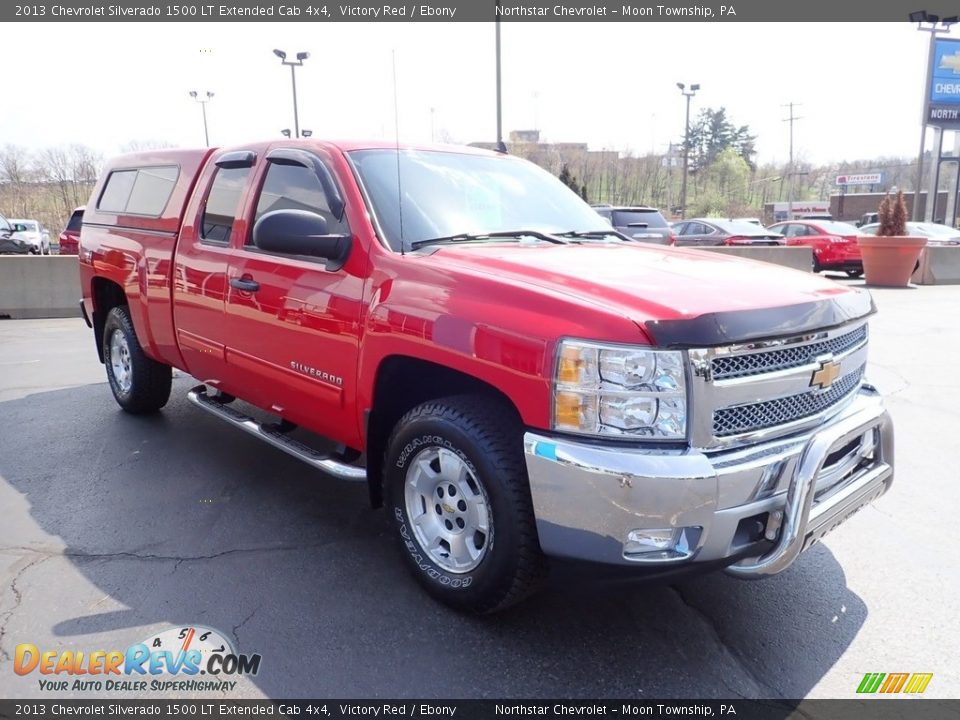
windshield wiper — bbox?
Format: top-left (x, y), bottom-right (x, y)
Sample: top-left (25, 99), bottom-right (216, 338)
top-left (409, 229), bottom-right (569, 251)
top-left (553, 229), bottom-right (626, 241)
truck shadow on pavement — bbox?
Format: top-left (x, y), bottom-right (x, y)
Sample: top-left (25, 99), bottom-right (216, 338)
top-left (0, 380), bottom-right (867, 701)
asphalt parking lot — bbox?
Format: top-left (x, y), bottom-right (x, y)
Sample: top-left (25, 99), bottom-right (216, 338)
top-left (1, 280), bottom-right (958, 700)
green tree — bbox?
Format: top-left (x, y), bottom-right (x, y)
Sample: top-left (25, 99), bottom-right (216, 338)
top-left (686, 107), bottom-right (757, 171)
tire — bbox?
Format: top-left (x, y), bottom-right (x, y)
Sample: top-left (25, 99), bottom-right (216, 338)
top-left (384, 395), bottom-right (545, 613)
top-left (102, 306), bottom-right (172, 414)
top-left (812, 256), bottom-right (822, 273)
top-left (846, 269), bottom-right (864, 278)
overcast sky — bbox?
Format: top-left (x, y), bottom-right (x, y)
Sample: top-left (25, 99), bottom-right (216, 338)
top-left (0, 22), bottom-right (949, 165)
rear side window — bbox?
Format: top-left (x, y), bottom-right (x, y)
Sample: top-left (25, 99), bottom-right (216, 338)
top-left (97, 166), bottom-right (178, 216)
top-left (66, 210), bottom-right (84, 232)
top-left (248, 162), bottom-right (349, 246)
top-left (202, 167), bottom-right (251, 243)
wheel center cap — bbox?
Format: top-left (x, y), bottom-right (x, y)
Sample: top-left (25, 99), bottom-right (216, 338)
top-left (441, 502), bottom-right (456, 514)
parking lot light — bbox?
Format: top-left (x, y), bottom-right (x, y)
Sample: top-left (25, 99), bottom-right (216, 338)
top-left (274, 48), bottom-right (309, 138)
top-left (677, 82), bottom-right (700, 220)
top-left (188, 90), bottom-right (214, 147)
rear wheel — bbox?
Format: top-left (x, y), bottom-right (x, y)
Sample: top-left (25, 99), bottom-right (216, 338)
top-left (102, 306), bottom-right (172, 414)
top-left (384, 395), bottom-right (545, 613)
top-left (846, 269), bottom-right (864, 278)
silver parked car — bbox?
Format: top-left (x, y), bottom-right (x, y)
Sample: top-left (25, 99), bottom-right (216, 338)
top-left (0, 213), bottom-right (31, 254)
top-left (859, 221), bottom-right (960, 246)
top-left (10, 218), bottom-right (51, 254)
top-left (671, 218), bottom-right (784, 247)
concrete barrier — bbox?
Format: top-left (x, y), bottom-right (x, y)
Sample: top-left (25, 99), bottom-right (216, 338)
top-left (697, 246), bottom-right (813, 272)
top-left (913, 245), bottom-right (960, 285)
top-left (0, 256), bottom-right (81, 319)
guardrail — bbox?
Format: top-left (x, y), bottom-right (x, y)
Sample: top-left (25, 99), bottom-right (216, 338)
top-left (0, 256), bottom-right (80, 319)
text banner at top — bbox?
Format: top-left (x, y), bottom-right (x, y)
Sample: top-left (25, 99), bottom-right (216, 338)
top-left (4, 0), bottom-right (959, 22)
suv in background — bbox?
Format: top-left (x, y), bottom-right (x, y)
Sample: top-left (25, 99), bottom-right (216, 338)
top-left (857, 212), bottom-right (879, 228)
top-left (592, 204), bottom-right (673, 244)
top-left (0, 213), bottom-right (30, 254)
top-left (58, 206), bottom-right (84, 255)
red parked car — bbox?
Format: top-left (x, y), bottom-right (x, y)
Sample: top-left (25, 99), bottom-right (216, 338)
top-left (58, 206), bottom-right (84, 255)
top-left (767, 220), bottom-right (864, 277)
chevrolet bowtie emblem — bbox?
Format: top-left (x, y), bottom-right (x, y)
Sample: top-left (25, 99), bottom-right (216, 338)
top-left (811, 358), bottom-right (842, 390)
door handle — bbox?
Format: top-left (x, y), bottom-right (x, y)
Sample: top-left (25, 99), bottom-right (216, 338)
top-left (230, 277), bottom-right (260, 293)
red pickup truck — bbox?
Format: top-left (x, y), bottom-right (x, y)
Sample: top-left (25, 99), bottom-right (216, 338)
top-left (79, 141), bottom-right (894, 613)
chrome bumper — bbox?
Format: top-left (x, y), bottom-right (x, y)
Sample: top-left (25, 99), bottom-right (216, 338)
top-left (522, 385), bottom-right (894, 572)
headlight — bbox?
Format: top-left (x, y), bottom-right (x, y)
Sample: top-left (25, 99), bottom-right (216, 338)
top-left (553, 340), bottom-right (687, 440)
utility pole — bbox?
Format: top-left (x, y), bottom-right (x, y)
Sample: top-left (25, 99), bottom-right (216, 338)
top-left (783, 102), bottom-right (803, 219)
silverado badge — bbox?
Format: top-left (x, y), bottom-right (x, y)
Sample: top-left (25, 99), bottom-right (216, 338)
top-left (810, 358), bottom-right (842, 390)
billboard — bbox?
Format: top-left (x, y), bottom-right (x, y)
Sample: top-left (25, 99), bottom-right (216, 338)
top-left (928, 38), bottom-right (960, 126)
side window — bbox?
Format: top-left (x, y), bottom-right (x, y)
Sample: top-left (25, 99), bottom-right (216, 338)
top-left (248, 161), bottom-right (349, 247)
top-left (782, 224), bottom-right (800, 238)
top-left (97, 167), bottom-right (178, 216)
top-left (98, 170), bottom-right (138, 212)
top-left (127, 166), bottom-right (178, 215)
top-left (202, 167), bottom-right (251, 244)
top-left (672, 222), bottom-right (687, 235)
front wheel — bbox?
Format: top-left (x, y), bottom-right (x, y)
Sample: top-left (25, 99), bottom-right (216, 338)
top-left (846, 269), bottom-right (864, 278)
top-left (102, 306), bottom-right (172, 414)
top-left (384, 395), bottom-right (545, 613)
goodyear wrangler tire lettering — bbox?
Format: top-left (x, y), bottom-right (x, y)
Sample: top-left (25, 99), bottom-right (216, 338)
top-left (384, 395), bottom-right (546, 613)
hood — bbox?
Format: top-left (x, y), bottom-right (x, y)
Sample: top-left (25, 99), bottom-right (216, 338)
top-left (427, 242), bottom-right (872, 346)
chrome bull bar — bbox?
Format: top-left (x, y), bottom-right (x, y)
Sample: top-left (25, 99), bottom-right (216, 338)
top-left (725, 388), bottom-right (893, 578)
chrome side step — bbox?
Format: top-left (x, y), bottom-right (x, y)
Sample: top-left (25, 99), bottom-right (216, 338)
top-left (187, 386), bottom-right (367, 482)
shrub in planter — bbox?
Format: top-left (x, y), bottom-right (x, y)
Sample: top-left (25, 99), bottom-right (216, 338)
top-left (858, 191), bottom-right (926, 287)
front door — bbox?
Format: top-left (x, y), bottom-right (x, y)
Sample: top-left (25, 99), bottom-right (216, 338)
top-left (223, 146), bottom-right (365, 446)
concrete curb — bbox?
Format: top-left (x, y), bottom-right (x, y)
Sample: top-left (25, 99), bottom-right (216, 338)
top-left (913, 245), bottom-right (960, 285)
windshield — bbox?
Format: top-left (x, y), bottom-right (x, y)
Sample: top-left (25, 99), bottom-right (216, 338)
top-left (13, 220), bottom-right (38, 232)
top-left (348, 149), bottom-right (612, 251)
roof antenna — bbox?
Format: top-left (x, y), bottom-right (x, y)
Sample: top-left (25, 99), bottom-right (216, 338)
top-left (392, 49), bottom-right (405, 254)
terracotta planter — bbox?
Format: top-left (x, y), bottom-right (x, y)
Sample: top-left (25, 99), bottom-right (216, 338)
top-left (856, 235), bottom-right (928, 287)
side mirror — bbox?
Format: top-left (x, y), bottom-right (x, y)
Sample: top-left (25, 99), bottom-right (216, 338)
top-left (252, 209), bottom-right (351, 271)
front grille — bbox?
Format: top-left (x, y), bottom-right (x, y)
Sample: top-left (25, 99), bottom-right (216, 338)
top-left (713, 366), bottom-right (865, 437)
top-left (711, 325), bottom-right (868, 380)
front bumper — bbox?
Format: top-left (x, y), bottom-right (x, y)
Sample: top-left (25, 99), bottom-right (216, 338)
top-left (523, 385), bottom-right (893, 575)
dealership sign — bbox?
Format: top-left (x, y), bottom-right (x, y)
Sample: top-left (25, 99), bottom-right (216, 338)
top-left (928, 38), bottom-right (960, 126)
top-left (836, 173), bottom-right (883, 186)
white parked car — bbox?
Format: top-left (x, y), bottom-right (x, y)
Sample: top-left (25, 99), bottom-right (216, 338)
top-left (10, 219), bottom-right (51, 254)
top-left (859, 221), bottom-right (960, 246)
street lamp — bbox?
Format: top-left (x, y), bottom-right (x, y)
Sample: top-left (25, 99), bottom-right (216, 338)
top-left (189, 90), bottom-right (214, 146)
top-left (677, 82), bottom-right (700, 220)
top-left (273, 48), bottom-right (309, 138)
top-left (281, 129), bottom-right (291, 138)
top-left (911, 11), bottom-right (957, 220)
top-left (301, 129), bottom-right (313, 138)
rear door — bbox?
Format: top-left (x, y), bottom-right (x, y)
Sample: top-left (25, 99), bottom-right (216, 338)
top-left (222, 145), bottom-right (366, 444)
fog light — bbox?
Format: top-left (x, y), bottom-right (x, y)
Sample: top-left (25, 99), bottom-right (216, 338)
top-left (623, 526), bottom-right (701, 562)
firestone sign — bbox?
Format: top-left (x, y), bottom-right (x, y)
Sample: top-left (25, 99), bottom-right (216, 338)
top-left (928, 38), bottom-right (960, 126)
top-left (836, 173), bottom-right (883, 186)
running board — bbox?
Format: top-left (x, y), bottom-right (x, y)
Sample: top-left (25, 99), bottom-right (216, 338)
top-left (187, 386), bottom-right (366, 482)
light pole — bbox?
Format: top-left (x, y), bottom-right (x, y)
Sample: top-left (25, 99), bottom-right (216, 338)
top-left (910, 11), bottom-right (957, 220)
top-left (273, 49), bottom-right (309, 138)
top-left (495, 3), bottom-right (506, 153)
top-left (677, 82), bottom-right (699, 220)
top-left (189, 91), bottom-right (214, 146)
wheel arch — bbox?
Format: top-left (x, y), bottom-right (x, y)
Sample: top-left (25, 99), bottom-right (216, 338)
top-left (364, 355), bottom-right (524, 509)
top-left (90, 277), bottom-right (128, 363)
